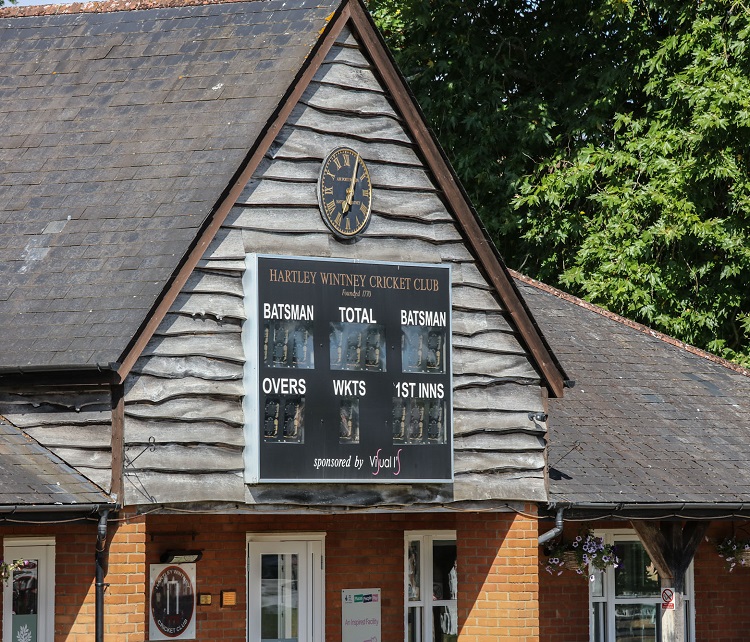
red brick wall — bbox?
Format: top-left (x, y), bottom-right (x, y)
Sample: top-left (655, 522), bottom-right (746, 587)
top-left (142, 510), bottom-right (539, 642)
top-left (0, 512), bottom-right (148, 642)
top-left (0, 509), bottom-right (541, 641)
top-left (144, 512), bottom-right (460, 642)
top-left (105, 511), bottom-right (147, 641)
top-left (458, 506), bottom-right (540, 642)
top-left (693, 523), bottom-right (750, 642)
top-left (538, 526), bottom-right (589, 642)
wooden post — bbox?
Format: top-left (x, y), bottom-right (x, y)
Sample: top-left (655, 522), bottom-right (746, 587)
top-left (110, 383), bottom-right (124, 501)
top-left (630, 520), bottom-right (709, 642)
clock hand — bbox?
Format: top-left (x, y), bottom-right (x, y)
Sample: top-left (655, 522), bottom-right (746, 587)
top-left (341, 153), bottom-right (360, 215)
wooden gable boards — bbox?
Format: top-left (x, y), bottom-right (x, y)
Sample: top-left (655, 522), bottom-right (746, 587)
top-left (118, 1), bottom-right (563, 509)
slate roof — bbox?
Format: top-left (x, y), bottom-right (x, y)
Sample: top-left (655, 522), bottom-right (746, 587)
top-left (515, 272), bottom-right (750, 509)
top-left (0, 419), bottom-right (112, 507)
top-left (0, 0), bottom-right (339, 371)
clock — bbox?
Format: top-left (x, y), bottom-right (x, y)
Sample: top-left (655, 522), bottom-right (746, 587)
top-left (318, 147), bottom-right (372, 239)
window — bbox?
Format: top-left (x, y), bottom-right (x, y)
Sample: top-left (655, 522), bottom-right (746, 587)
top-left (404, 532), bottom-right (457, 642)
top-left (590, 531), bottom-right (694, 642)
top-left (3, 537), bottom-right (55, 642)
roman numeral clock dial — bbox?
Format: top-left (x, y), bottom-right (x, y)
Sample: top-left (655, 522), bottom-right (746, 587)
top-left (318, 147), bottom-right (373, 239)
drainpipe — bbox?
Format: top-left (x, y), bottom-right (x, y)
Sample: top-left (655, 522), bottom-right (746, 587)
top-left (538, 506), bottom-right (565, 545)
top-left (95, 509), bottom-right (110, 642)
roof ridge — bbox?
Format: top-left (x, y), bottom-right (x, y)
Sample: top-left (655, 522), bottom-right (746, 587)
top-left (0, 0), bottom-right (258, 18)
top-left (510, 268), bottom-right (750, 378)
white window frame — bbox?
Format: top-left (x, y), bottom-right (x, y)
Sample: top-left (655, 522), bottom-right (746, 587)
top-left (246, 532), bottom-right (325, 642)
top-left (3, 536), bottom-right (55, 642)
top-left (404, 530), bottom-right (457, 642)
top-left (589, 530), bottom-right (695, 642)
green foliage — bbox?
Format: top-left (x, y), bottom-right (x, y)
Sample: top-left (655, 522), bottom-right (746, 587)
top-left (369, 0), bottom-right (750, 364)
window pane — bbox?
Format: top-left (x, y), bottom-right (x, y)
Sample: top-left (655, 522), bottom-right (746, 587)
top-left (614, 541), bottom-right (659, 598)
top-left (591, 569), bottom-right (604, 598)
top-left (615, 604), bottom-right (658, 642)
top-left (432, 605), bottom-right (458, 642)
top-left (260, 553), bottom-right (299, 642)
top-left (12, 560), bottom-right (39, 642)
top-left (407, 541), bottom-right (421, 601)
top-left (407, 606), bottom-right (422, 642)
top-left (431, 540), bottom-right (457, 600)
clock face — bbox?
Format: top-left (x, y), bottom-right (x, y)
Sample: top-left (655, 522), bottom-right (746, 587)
top-left (318, 147), bottom-right (372, 239)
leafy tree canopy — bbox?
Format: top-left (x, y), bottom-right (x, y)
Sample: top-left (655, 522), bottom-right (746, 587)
top-left (368, 0), bottom-right (750, 365)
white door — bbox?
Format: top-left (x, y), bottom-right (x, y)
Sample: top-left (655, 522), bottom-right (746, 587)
top-left (3, 538), bottom-right (55, 642)
top-left (247, 536), bottom-right (323, 642)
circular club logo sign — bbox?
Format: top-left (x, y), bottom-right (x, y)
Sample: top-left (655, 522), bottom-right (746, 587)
top-left (151, 565), bottom-right (195, 638)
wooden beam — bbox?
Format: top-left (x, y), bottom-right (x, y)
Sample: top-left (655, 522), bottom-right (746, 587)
top-left (110, 384), bottom-right (124, 502)
top-left (631, 520), bottom-right (710, 642)
top-left (674, 521), bottom-right (709, 579)
top-left (630, 520), bottom-right (674, 579)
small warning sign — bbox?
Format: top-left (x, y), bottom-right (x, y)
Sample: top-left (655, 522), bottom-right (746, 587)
top-left (661, 588), bottom-right (675, 610)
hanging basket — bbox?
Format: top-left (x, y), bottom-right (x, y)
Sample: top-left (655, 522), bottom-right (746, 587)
top-left (562, 551), bottom-right (580, 571)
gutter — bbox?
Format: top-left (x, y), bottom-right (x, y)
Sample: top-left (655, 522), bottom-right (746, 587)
top-left (0, 504), bottom-right (114, 515)
top-left (546, 501), bottom-right (750, 519)
top-left (571, 501), bottom-right (747, 510)
top-left (0, 364), bottom-right (121, 386)
top-left (0, 362), bottom-right (119, 375)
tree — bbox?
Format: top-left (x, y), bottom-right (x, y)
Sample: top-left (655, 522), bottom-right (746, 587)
top-left (369, 0), bottom-right (750, 364)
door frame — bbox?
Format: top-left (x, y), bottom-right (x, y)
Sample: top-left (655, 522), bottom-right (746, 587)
top-left (246, 532), bottom-right (325, 642)
top-left (3, 536), bottom-right (55, 642)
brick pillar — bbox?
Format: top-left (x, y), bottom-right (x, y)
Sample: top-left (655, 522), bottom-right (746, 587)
top-left (104, 511), bottom-right (147, 641)
top-left (457, 508), bottom-right (539, 642)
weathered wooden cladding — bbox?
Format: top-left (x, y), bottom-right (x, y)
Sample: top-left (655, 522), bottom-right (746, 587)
top-left (123, 266), bottom-right (247, 504)
top-left (120, 26), bottom-right (547, 506)
top-left (0, 385), bottom-right (113, 492)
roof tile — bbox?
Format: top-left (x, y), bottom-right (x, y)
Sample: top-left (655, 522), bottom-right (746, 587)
top-left (0, 0), bottom-right (340, 370)
top-left (517, 273), bottom-right (750, 506)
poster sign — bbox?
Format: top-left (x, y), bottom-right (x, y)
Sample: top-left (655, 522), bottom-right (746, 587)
top-left (342, 588), bottom-right (381, 642)
top-left (246, 255), bottom-right (453, 483)
top-left (149, 564), bottom-right (196, 640)
top-left (661, 587), bottom-right (675, 610)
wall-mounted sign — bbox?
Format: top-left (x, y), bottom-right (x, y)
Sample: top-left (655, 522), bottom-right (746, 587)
top-left (661, 587), bottom-right (675, 610)
top-left (149, 564), bottom-right (196, 640)
top-left (342, 588), bottom-right (381, 642)
top-left (244, 255), bottom-right (453, 483)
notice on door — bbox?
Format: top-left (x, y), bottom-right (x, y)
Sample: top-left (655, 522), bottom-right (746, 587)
top-left (342, 588), bottom-right (381, 642)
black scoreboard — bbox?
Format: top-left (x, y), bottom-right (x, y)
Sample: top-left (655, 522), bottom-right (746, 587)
top-left (245, 255), bottom-right (453, 483)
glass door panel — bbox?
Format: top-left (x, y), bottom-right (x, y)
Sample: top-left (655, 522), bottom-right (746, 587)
top-left (260, 553), bottom-right (299, 642)
top-left (614, 542), bottom-right (659, 598)
top-left (12, 560), bottom-right (38, 642)
top-left (615, 604), bottom-right (658, 642)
